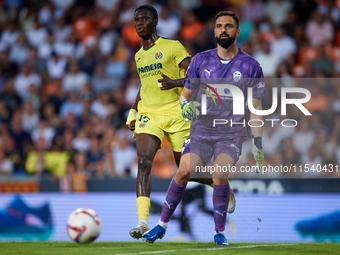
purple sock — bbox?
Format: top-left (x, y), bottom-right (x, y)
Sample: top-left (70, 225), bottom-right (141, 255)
top-left (160, 178), bottom-right (187, 223)
top-left (213, 183), bottom-right (230, 232)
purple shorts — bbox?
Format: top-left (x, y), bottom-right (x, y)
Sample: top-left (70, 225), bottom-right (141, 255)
top-left (181, 135), bottom-right (247, 166)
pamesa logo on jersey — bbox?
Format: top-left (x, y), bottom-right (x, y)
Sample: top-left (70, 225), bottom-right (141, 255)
top-left (155, 52), bottom-right (163, 60)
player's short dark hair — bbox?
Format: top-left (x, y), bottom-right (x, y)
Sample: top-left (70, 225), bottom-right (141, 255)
top-left (135, 5), bottom-right (158, 21)
top-left (215, 11), bottom-right (239, 28)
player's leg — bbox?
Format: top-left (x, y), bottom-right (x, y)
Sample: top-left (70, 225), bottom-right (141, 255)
top-left (211, 137), bottom-right (246, 245)
top-left (169, 128), bottom-right (236, 214)
top-left (130, 113), bottom-right (165, 239)
top-left (142, 153), bottom-right (204, 243)
top-left (211, 153), bottom-right (234, 246)
top-left (130, 133), bottom-right (161, 239)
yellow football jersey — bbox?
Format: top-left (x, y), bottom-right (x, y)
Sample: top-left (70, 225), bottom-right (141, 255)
top-left (135, 37), bottom-right (190, 119)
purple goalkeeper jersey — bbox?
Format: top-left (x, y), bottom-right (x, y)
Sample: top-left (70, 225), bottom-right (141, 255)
top-left (183, 48), bottom-right (266, 138)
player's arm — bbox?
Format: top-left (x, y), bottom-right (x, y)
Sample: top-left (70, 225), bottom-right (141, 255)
top-left (250, 97), bottom-right (264, 173)
top-left (158, 58), bottom-right (192, 90)
top-left (126, 88), bottom-right (140, 131)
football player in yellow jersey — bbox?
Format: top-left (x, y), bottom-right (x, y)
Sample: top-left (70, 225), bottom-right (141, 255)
top-left (126, 5), bottom-right (235, 239)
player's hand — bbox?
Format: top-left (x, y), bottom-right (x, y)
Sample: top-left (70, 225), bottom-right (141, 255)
top-left (181, 100), bottom-right (200, 122)
top-left (126, 109), bottom-right (137, 131)
top-left (158, 73), bottom-right (177, 90)
top-left (252, 137), bottom-right (264, 173)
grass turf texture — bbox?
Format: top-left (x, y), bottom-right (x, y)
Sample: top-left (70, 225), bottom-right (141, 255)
top-left (0, 242), bottom-right (339, 255)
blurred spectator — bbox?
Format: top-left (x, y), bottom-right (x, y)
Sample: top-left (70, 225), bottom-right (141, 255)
top-left (42, 103), bottom-right (61, 129)
top-left (282, 10), bottom-right (298, 38)
top-left (91, 92), bottom-right (113, 119)
top-left (59, 160), bottom-right (76, 192)
top-left (293, 0), bottom-right (318, 25)
top-left (276, 61), bottom-right (295, 87)
top-left (112, 135), bottom-right (135, 178)
top-left (95, 0), bottom-right (118, 11)
top-left (293, 117), bottom-right (315, 158)
top-left (38, 1), bottom-right (55, 26)
top-left (21, 100), bottom-right (39, 133)
top-left (87, 136), bottom-right (104, 162)
top-left (50, 0), bottom-right (75, 11)
top-left (72, 127), bottom-right (90, 152)
top-left (157, 5), bottom-right (181, 39)
top-left (270, 26), bottom-right (297, 61)
top-left (53, 17), bottom-right (72, 42)
top-left (105, 53), bottom-right (128, 80)
top-left (119, 0), bottom-right (135, 25)
top-left (262, 125), bottom-right (283, 157)
top-left (59, 91), bottom-right (83, 118)
top-left (0, 50), bottom-right (18, 77)
top-left (181, 12), bottom-right (203, 41)
top-left (305, 11), bottom-right (334, 47)
top-left (125, 76), bottom-right (140, 105)
top-left (73, 151), bottom-right (89, 192)
top-left (62, 61), bottom-right (88, 92)
top-left (46, 52), bottom-right (67, 79)
top-left (72, 10), bottom-right (95, 42)
top-left (237, 9), bottom-right (255, 44)
top-left (78, 47), bottom-right (97, 75)
top-left (0, 100), bottom-right (10, 124)
top-left (54, 33), bottom-right (85, 58)
top-left (91, 61), bottom-right (122, 94)
top-left (0, 78), bottom-right (21, 113)
top-left (304, 83), bottom-right (327, 113)
top-left (254, 40), bottom-right (281, 77)
top-left (38, 32), bottom-right (55, 59)
top-left (265, 0), bottom-right (293, 26)
top-left (241, 0), bottom-right (265, 24)
top-left (26, 20), bottom-right (48, 47)
top-left (9, 33), bottom-right (29, 66)
top-left (8, 112), bottom-right (32, 153)
top-left (0, 22), bottom-right (19, 50)
top-left (31, 120), bottom-right (56, 149)
top-left (14, 64), bottom-right (41, 100)
top-left (0, 148), bottom-right (14, 175)
top-left (121, 20), bottom-right (142, 48)
top-left (27, 47), bottom-right (45, 75)
top-left (312, 45), bottom-right (333, 75)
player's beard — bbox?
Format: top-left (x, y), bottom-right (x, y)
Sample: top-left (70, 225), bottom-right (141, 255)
top-left (216, 33), bottom-right (236, 49)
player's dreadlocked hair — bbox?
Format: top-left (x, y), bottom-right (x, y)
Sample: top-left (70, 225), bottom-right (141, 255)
top-left (215, 11), bottom-right (239, 28)
top-left (135, 5), bottom-right (158, 21)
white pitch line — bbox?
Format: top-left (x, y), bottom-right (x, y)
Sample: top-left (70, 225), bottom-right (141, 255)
top-left (114, 243), bottom-right (298, 255)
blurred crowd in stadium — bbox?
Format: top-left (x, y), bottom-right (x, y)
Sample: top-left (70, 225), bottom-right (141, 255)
top-left (0, 0), bottom-right (339, 186)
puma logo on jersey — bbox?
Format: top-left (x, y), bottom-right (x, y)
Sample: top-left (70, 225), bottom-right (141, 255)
top-left (204, 69), bottom-right (212, 76)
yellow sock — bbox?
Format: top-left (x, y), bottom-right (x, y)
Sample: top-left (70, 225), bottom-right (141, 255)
top-left (136, 196), bottom-right (150, 223)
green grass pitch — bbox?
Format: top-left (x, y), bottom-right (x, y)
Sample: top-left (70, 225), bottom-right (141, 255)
top-left (0, 242), bottom-right (340, 255)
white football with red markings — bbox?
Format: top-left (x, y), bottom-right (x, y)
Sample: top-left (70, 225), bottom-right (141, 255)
top-left (67, 208), bottom-right (102, 243)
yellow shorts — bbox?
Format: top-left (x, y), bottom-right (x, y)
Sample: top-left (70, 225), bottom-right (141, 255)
top-left (134, 113), bottom-right (190, 152)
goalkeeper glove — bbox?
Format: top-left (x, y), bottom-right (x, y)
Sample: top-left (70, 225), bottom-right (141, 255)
top-left (126, 109), bottom-right (137, 125)
top-left (181, 100), bottom-right (200, 122)
top-left (252, 136), bottom-right (264, 174)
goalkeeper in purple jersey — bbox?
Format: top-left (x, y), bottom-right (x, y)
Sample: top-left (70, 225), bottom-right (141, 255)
top-left (143, 11), bottom-right (266, 246)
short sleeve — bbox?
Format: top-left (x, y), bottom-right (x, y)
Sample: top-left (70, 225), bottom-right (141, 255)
top-left (249, 62), bottom-right (266, 98)
top-left (183, 55), bottom-right (199, 89)
top-left (172, 40), bottom-right (191, 67)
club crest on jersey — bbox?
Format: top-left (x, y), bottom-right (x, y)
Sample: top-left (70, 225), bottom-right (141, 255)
top-left (233, 71), bottom-right (242, 82)
top-left (139, 123), bottom-right (145, 128)
top-left (155, 52), bottom-right (163, 60)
